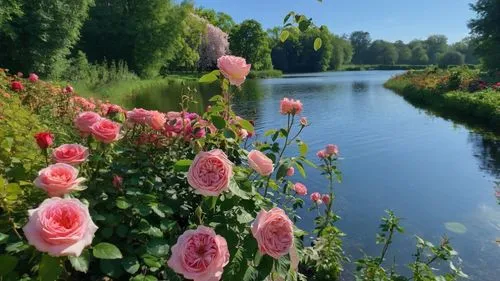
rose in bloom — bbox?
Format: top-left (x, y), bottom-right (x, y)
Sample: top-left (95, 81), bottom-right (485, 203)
top-left (11, 81), bottom-right (24, 92)
top-left (187, 149), bottom-right (233, 196)
top-left (64, 85), bottom-right (74, 93)
top-left (293, 182), bottom-right (307, 195)
top-left (112, 175), bottom-right (123, 189)
top-left (29, 73), bottom-right (39, 82)
top-left (90, 118), bottom-right (121, 143)
top-left (34, 132), bottom-right (54, 149)
top-left (127, 108), bottom-right (152, 125)
top-left (238, 128), bottom-right (248, 139)
top-left (325, 144), bottom-right (339, 156)
top-left (23, 197), bottom-right (98, 257)
top-left (217, 55), bottom-right (251, 87)
top-left (300, 117), bottom-right (308, 126)
top-left (248, 150), bottom-right (274, 176)
top-left (279, 97), bottom-right (303, 115)
top-left (251, 208), bottom-right (294, 259)
top-left (74, 111), bottom-right (101, 134)
top-left (167, 226), bottom-right (229, 281)
top-left (287, 167), bottom-right (295, 177)
top-left (310, 192), bottom-right (321, 204)
top-left (52, 144), bottom-right (89, 165)
top-left (148, 111), bottom-right (166, 130)
top-left (17, 72), bottom-right (23, 77)
top-left (321, 194), bottom-right (330, 205)
top-left (316, 149), bottom-right (327, 159)
top-left (34, 163), bottom-right (86, 197)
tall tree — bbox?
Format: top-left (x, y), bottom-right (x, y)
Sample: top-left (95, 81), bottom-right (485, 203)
top-left (349, 31), bottom-right (371, 64)
top-left (195, 8), bottom-right (235, 33)
top-left (451, 38), bottom-right (478, 64)
top-left (438, 51), bottom-right (465, 67)
top-left (468, 0), bottom-right (500, 71)
top-left (425, 35), bottom-right (448, 64)
top-left (394, 41), bottom-right (412, 64)
top-left (229, 19), bottom-right (272, 70)
top-left (411, 46), bottom-right (429, 65)
top-left (368, 40), bottom-right (398, 65)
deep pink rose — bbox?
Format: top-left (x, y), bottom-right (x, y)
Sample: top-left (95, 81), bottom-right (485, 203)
top-left (287, 167), bottom-right (295, 177)
top-left (166, 111), bottom-right (182, 119)
top-left (248, 150), bottom-right (274, 176)
top-left (148, 111), bottom-right (166, 130)
top-left (34, 163), bottom-right (86, 197)
top-left (310, 192), bottom-right (321, 203)
top-left (127, 108), bottom-right (152, 125)
top-left (165, 117), bottom-right (185, 134)
top-left (11, 81), bottom-right (24, 92)
top-left (168, 226), bottom-right (229, 281)
top-left (112, 175), bottom-right (123, 189)
top-left (187, 149), bottom-right (233, 196)
top-left (29, 73), bottom-right (39, 82)
top-left (293, 182), bottom-right (307, 195)
top-left (321, 194), bottom-right (330, 205)
top-left (64, 85), bottom-right (74, 93)
top-left (279, 97), bottom-right (303, 115)
top-left (52, 144), bottom-right (89, 165)
top-left (325, 144), bottom-right (339, 156)
top-left (23, 198), bottom-right (98, 257)
top-left (90, 118), bottom-right (121, 143)
top-left (217, 55), bottom-right (251, 86)
top-left (251, 208), bottom-right (294, 259)
top-left (316, 149), bottom-right (327, 159)
top-left (74, 111), bottom-right (101, 134)
top-left (34, 132), bottom-right (54, 149)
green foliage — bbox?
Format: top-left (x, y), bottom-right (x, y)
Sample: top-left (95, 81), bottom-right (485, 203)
top-left (230, 20), bottom-right (273, 70)
top-left (469, 0), bottom-right (500, 71)
top-left (368, 40), bottom-right (399, 65)
top-left (439, 51), bottom-right (465, 68)
top-left (195, 7), bottom-right (235, 33)
top-left (350, 31), bottom-right (372, 64)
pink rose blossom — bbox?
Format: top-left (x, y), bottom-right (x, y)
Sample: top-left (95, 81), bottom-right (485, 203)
top-left (52, 144), bottom-right (89, 165)
top-left (300, 117), bottom-right (308, 126)
top-left (279, 97), bottom-right (303, 115)
top-left (310, 192), bottom-right (321, 203)
top-left (34, 132), bottom-right (54, 149)
top-left (217, 55), bottom-right (251, 86)
top-left (148, 111), bottom-right (166, 130)
top-left (11, 81), bottom-right (23, 92)
top-left (187, 149), bottom-right (233, 196)
top-left (251, 208), bottom-right (294, 259)
top-left (248, 150), bottom-right (274, 176)
top-left (17, 72), bottom-right (23, 78)
top-left (316, 149), bottom-right (327, 159)
top-left (287, 167), bottom-right (295, 177)
top-left (321, 194), bottom-right (330, 205)
top-left (64, 85), bottom-right (74, 94)
top-left (34, 163), bottom-right (86, 197)
top-left (112, 175), bottom-right (123, 189)
top-left (167, 226), bottom-right (229, 281)
top-left (127, 108), bottom-right (152, 125)
top-left (28, 73), bottom-right (39, 82)
top-left (238, 128), bottom-right (248, 139)
top-left (23, 197), bottom-right (98, 257)
top-left (90, 118), bottom-right (121, 143)
top-left (74, 111), bottom-right (101, 134)
top-left (325, 144), bottom-right (339, 156)
top-left (293, 182), bottom-right (307, 195)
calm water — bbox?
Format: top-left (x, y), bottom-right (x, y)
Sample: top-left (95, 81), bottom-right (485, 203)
top-left (130, 71), bottom-right (500, 280)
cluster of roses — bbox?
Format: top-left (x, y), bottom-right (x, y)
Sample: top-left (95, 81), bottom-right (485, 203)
top-left (9, 71), bottom-right (73, 94)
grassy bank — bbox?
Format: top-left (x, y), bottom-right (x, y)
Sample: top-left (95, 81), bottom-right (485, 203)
top-left (384, 68), bottom-right (500, 132)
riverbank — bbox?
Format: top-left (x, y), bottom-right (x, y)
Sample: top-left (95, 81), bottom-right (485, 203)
top-left (384, 68), bottom-right (500, 133)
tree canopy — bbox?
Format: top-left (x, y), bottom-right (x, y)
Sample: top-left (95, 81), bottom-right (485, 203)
top-left (469, 0), bottom-right (500, 71)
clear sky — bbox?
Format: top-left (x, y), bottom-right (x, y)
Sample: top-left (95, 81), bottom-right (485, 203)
top-left (192, 0), bottom-right (476, 43)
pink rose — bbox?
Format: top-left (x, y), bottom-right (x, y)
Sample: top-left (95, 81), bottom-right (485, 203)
top-left (90, 118), bottom-right (121, 143)
top-left (316, 149), bottom-right (327, 159)
top-left (300, 117), bottom-right (308, 126)
top-left (251, 208), bottom-right (294, 259)
top-left (11, 81), bottom-right (23, 92)
top-left (127, 108), bottom-right (152, 125)
top-left (168, 226), bottom-right (229, 281)
top-left (64, 85), bottom-right (74, 94)
top-left (187, 150), bottom-right (233, 196)
top-left (17, 72), bottom-right (23, 78)
top-left (34, 132), bottom-right (54, 149)
top-left (293, 182), bottom-right (307, 195)
top-left (112, 175), bottom-right (123, 190)
top-left (287, 167), bottom-right (295, 177)
top-left (325, 144), bottom-right (339, 156)
top-left (23, 197), bottom-right (98, 257)
top-left (217, 55), bottom-right (251, 86)
top-left (248, 150), bottom-right (274, 176)
top-left (74, 111), bottom-right (101, 134)
top-left (52, 144), bottom-right (89, 165)
top-left (310, 192), bottom-right (321, 204)
top-left (279, 97), bottom-right (303, 115)
top-left (34, 163), bottom-right (86, 197)
top-left (148, 111), bottom-right (166, 130)
top-left (238, 128), bottom-right (248, 139)
top-left (29, 73), bottom-right (39, 82)
top-left (165, 117), bottom-right (185, 134)
top-left (321, 194), bottom-right (330, 205)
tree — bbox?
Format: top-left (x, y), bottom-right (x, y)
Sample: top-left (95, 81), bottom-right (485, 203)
top-left (438, 51), bottom-right (465, 67)
top-left (199, 23), bottom-right (229, 70)
top-left (411, 46), bottom-right (429, 65)
top-left (0, 0), bottom-right (22, 27)
top-left (368, 40), bottom-right (398, 65)
top-left (349, 31), bottom-right (371, 64)
top-left (394, 41), bottom-right (412, 64)
top-left (451, 38), bottom-right (478, 64)
top-left (468, 0), bottom-right (500, 71)
top-left (229, 19), bottom-right (272, 70)
top-left (425, 35), bottom-right (448, 64)
top-left (195, 8), bottom-right (235, 33)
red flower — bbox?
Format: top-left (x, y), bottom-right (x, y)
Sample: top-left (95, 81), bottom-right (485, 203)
top-left (11, 81), bottom-right (24, 92)
top-left (34, 132), bottom-right (54, 149)
top-left (64, 85), bottom-right (74, 94)
top-left (112, 175), bottom-right (123, 189)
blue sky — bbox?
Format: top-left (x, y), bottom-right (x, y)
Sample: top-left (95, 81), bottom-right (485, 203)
top-left (192, 0), bottom-right (476, 43)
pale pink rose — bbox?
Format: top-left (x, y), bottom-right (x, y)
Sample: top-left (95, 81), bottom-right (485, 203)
top-left (28, 73), bottom-right (39, 82)
top-left (279, 97), bottom-right (303, 115)
top-left (251, 208), bottom-right (294, 259)
top-left (310, 192), bottom-right (322, 204)
top-left (52, 144), bottom-right (89, 165)
top-left (325, 144), bottom-right (339, 156)
top-left (321, 194), bottom-right (330, 205)
top-left (127, 108), bottom-right (152, 125)
top-left (23, 197), bottom-right (98, 257)
top-left (90, 118), bottom-right (121, 143)
top-left (148, 111), bottom-right (166, 130)
top-left (217, 55), bottom-right (251, 86)
top-left (248, 150), bottom-right (274, 176)
top-left (287, 167), bottom-right (295, 177)
top-left (238, 128), bottom-right (248, 139)
top-left (187, 149), bottom-right (233, 196)
top-left (316, 149), bottom-right (327, 159)
top-left (74, 111), bottom-right (101, 134)
top-left (168, 226), bottom-right (229, 281)
top-left (300, 117), bottom-right (308, 126)
top-left (34, 163), bottom-right (86, 197)
top-left (293, 182), bottom-right (307, 195)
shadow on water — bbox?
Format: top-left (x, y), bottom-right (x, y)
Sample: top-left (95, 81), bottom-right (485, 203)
top-left (468, 133), bottom-right (500, 179)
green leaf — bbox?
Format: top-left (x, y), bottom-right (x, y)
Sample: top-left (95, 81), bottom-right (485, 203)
top-left (256, 255), bottom-right (274, 279)
top-left (174, 159), bottom-right (192, 172)
top-left (142, 254), bottom-right (162, 268)
top-left (229, 180), bottom-right (251, 199)
top-left (121, 256), bottom-right (140, 274)
top-left (211, 115), bottom-right (227, 130)
top-left (100, 259), bottom-right (124, 278)
top-left (283, 12), bottom-right (294, 24)
top-left (131, 275), bottom-right (158, 281)
top-left (0, 232), bottom-right (8, 244)
top-left (93, 242), bottom-right (123, 259)
top-left (69, 250), bottom-right (90, 273)
top-left (199, 70), bottom-right (220, 83)
top-left (298, 142), bottom-right (308, 157)
top-left (142, 226), bottom-right (163, 238)
top-left (237, 209), bottom-right (254, 224)
top-left (116, 197), bottom-right (130, 209)
top-left (39, 255), bottom-right (62, 281)
top-left (276, 162), bottom-right (291, 180)
top-left (295, 162), bottom-right (306, 178)
top-left (239, 119), bottom-right (255, 133)
top-left (279, 30), bottom-right (290, 42)
top-left (0, 255), bottom-right (18, 276)
top-left (444, 222), bottom-right (467, 234)
top-left (314, 37), bottom-right (322, 51)
top-left (147, 239), bottom-right (170, 257)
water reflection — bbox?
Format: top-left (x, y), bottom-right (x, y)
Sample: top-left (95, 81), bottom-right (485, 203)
top-left (351, 81), bottom-right (369, 93)
top-left (468, 133), bottom-right (500, 178)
